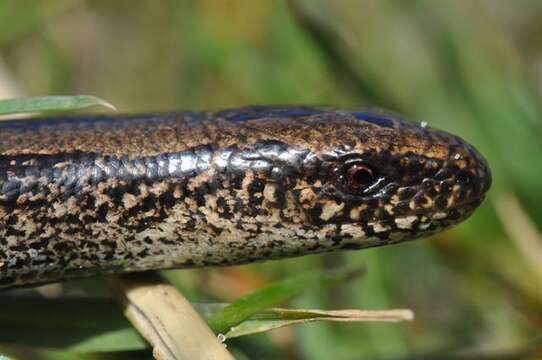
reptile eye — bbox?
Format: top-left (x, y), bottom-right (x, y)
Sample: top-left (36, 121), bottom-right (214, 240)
top-left (344, 162), bottom-right (374, 189)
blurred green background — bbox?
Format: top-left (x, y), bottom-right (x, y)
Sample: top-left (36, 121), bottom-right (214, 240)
top-left (1, 0), bottom-right (542, 359)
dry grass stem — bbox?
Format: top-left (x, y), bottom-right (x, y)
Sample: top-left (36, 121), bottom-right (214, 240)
top-left (112, 274), bottom-right (234, 360)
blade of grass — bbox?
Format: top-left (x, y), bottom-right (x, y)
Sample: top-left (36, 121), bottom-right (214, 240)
top-left (225, 308), bottom-right (414, 338)
top-left (0, 95), bottom-right (116, 115)
top-left (206, 267), bottom-right (365, 335)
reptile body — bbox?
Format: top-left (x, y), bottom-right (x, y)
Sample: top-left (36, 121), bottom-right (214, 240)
top-left (0, 106), bottom-right (491, 288)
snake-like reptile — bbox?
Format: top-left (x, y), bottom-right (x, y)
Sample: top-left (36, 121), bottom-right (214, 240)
top-left (0, 106), bottom-right (491, 289)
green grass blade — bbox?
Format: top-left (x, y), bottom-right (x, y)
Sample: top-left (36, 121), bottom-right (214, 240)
top-left (206, 267), bottom-right (365, 335)
top-left (225, 308), bottom-right (414, 338)
top-left (0, 95), bottom-right (116, 115)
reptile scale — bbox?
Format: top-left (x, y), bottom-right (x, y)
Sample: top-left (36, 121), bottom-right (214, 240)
top-left (0, 106), bottom-right (491, 289)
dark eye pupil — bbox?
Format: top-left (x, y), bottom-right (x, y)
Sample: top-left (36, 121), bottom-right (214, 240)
top-left (346, 163), bottom-right (373, 187)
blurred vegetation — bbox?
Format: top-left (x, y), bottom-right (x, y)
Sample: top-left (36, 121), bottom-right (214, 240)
top-left (0, 0), bottom-right (542, 359)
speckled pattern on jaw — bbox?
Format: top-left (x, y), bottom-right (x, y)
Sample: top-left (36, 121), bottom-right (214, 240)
top-left (0, 106), bottom-right (492, 288)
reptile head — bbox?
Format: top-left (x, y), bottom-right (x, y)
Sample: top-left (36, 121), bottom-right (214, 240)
top-left (287, 108), bottom-right (492, 247)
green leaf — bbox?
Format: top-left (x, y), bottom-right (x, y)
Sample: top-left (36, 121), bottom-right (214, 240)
top-left (206, 267), bottom-right (365, 334)
top-left (224, 308), bottom-right (414, 338)
top-left (0, 95), bottom-right (116, 115)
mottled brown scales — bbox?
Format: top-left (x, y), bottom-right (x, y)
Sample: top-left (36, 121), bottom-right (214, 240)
top-left (0, 106), bottom-right (491, 288)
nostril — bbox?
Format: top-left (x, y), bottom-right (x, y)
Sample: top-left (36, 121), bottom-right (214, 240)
top-left (456, 170), bottom-right (472, 184)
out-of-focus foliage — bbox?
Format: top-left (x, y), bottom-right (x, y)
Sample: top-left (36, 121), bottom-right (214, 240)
top-left (0, 1), bottom-right (541, 359)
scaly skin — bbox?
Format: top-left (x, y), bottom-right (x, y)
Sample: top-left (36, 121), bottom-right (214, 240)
top-left (0, 106), bottom-right (491, 288)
